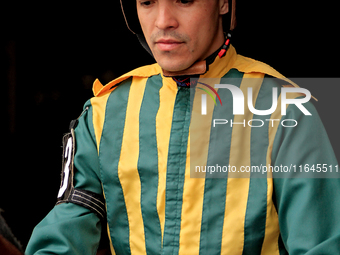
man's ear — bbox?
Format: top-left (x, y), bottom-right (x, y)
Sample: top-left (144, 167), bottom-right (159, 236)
top-left (219, 0), bottom-right (229, 15)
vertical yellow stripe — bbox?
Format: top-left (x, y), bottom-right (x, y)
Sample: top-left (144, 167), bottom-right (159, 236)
top-left (178, 134), bottom-right (206, 255)
top-left (261, 93), bottom-right (282, 255)
top-left (178, 78), bottom-right (219, 255)
top-left (260, 178), bottom-right (280, 255)
top-left (91, 93), bottom-right (111, 152)
top-left (117, 77), bottom-right (147, 255)
top-left (155, 77), bottom-right (178, 241)
top-left (221, 73), bottom-right (264, 254)
top-left (190, 78), bottom-right (221, 178)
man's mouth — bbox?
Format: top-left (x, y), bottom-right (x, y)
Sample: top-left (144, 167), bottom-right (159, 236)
top-left (155, 38), bottom-right (184, 51)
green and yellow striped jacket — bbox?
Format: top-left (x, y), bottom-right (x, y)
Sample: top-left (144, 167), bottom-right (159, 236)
top-left (26, 46), bottom-right (340, 255)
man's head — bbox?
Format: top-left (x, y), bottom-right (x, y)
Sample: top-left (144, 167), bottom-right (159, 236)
top-left (136, 0), bottom-right (229, 72)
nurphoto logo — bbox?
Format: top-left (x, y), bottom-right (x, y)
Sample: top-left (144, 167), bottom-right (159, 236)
top-left (196, 79), bottom-right (312, 128)
top-left (200, 84), bottom-right (312, 116)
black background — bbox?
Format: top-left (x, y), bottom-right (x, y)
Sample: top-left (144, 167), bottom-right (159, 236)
top-left (2, 1), bottom-right (339, 249)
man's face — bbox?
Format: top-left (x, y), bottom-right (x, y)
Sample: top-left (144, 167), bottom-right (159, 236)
top-left (137, 0), bottom-right (229, 72)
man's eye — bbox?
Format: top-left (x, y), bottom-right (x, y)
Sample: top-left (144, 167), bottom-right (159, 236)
top-left (178, 0), bottom-right (193, 5)
top-left (140, 1), bottom-right (153, 6)
top-left (180, 0), bottom-right (192, 3)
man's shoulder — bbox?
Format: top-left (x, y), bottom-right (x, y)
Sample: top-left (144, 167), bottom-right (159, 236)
top-left (92, 63), bottom-right (162, 97)
top-left (233, 53), bottom-right (284, 79)
top-left (232, 52), bottom-right (306, 92)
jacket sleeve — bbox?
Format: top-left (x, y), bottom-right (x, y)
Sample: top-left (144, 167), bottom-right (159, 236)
top-left (272, 100), bottom-right (340, 254)
top-left (25, 100), bottom-right (104, 255)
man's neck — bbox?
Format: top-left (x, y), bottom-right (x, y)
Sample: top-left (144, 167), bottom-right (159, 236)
top-left (163, 35), bottom-right (231, 78)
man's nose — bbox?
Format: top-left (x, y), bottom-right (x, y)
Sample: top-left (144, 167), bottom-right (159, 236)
top-left (155, 3), bottom-right (179, 30)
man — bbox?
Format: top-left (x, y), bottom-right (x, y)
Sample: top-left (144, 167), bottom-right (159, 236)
top-left (26, 0), bottom-right (340, 254)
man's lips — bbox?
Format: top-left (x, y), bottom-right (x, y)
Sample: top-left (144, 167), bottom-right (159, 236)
top-left (155, 39), bottom-right (184, 51)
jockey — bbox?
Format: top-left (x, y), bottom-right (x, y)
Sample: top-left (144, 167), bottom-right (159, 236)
top-left (26, 1), bottom-right (340, 254)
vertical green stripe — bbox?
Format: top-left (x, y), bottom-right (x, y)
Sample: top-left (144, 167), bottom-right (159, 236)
top-left (99, 78), bottom-right (132, 255)
top-left (199, 69), bottom-right (244, 255)
top-left (138, 75), bottom-right (163, 254)
top-left (162, 86), bottom-right (191, 255)
top-left (242, 76), bottom-right (282, 254)
top-left (74, 100), bottom-right (103, 194)
top-left (84, 100), bottom-right (96, 146)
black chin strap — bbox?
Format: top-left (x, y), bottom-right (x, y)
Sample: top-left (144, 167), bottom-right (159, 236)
top-left (172, 33), bottom-right (232, 87)
top-left (206, 32), bottom-right (232, 66)
top-left (136, 34), bottom-right (153, 57)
